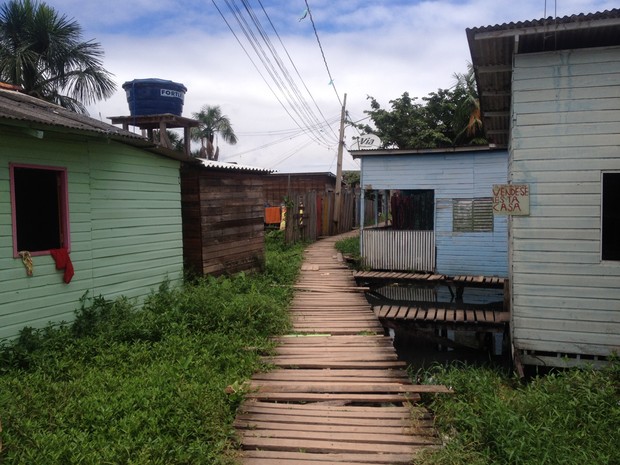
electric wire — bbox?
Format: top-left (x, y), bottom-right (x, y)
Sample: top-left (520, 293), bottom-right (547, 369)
top-left (257, 0), bottom-right (339, 142)
top-left (212, 0), bottom-right (333, 148)
top-left (242, 0), bottom-right (335, 143)
top-left (222, 0), bottom-right (330, 146)
top-left (304, 0), bottom-right (343, 108)
top-left (210, 0), bottom-right (326, 147)
top-left (270, 138), bottom-right (317, 168)
top-left (213, 0), bottom-right (338, 147)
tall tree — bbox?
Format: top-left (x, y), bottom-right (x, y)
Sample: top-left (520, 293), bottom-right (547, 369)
top-left (0, 0), bottom-right (116, 113)
top-left (358, 67), bottom-right (486, 149)
top-left (191, 105), bottom-right (238, 161)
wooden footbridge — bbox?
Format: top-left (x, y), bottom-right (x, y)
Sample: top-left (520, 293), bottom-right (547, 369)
top-left (235, 234), bottom-right (450, 464)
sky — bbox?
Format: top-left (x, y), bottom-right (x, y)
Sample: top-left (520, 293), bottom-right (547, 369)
top-left (32, 0), bottom-right (618, 173)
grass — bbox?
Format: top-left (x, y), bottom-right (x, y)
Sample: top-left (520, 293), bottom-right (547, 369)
top-left (414, 362), bottom-right (620, 465)
top-left (334, 235), bottom-right (367, 270)
top-left (0, 230), bottom-right (304, 465)
top-left (3, 230), bottom-right (619, 464)
top-left (334, 235), bottom-right (359, 257)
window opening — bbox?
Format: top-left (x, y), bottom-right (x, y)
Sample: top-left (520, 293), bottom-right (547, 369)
top-left (390, 190), bottom-right (434, 230)
top-left (602, 172), bottom-right (620, 261)
top-left (10, 164), bottom-right (69, 256)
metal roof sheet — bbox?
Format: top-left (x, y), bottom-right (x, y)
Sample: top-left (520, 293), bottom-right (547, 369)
top-left (0, 88), bottom-right (196, 162)
top-left (467, 8), bottom-right (620, 147)
top-left (350, 145), bottom-right (503, 158)
top-left (198, 158), bottom-right (273, 174)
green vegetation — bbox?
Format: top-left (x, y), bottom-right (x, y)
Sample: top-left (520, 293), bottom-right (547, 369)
top-left (0, 231), bottom-right (304, 465)
top-left (358, 66), bottom-right (485, 149)
top-left (335, 235), bottom-right (365, 270)
top-left (415, 362), bottom-right (620, 465)
top-left (0, 0), bottom-right (116, 113)
top-left (334, 235), bottom-right (360, 259)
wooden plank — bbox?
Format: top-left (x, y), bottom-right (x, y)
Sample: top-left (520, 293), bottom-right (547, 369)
top-left (240, 436), bottom-right (425, 454)
top-left (249, 382), bottom-right (451, 394)
top-left (240, 428), bottom-right (440, 446)
top-left (252, 369), bottom-right (409, 380)
top-left (241, 450), bottom-right (419, 464)
top-left (240, 401), bottom-right (416, 416)
top-left (235, 419), bottom-right (433, 435)
top-left (246, 392), bottom-right (421, 403)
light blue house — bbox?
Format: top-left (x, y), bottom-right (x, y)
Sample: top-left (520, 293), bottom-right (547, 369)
top-left (468, 9), bottom-right (620, 367)
top-left (350, 146), bottom-right (508, 277)
top-left (0, 88), bottom-right (192, 341)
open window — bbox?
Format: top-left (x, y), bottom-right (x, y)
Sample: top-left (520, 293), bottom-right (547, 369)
top-left (10, 164), bottom-right (70, 256)
top-left (453, 197), bottom-right (494, 232)
top-left (602, 172), bottom-right (619, 261)
top-left (390, 190), bottom-right (434, 230)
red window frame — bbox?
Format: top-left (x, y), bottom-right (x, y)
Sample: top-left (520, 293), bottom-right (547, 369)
top-left (9, 163), bottom-right (70, 257)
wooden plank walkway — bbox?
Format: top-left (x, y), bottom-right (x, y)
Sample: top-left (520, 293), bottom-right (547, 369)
top-left (235, 233), bottom-right (450, 464)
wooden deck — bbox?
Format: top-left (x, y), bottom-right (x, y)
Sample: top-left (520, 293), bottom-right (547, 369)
top-left (235, 234), bottom-right (450, 464)
top-left (354, 270), bottom-right (505, 288)
top-left (373, 303), bottom-right (510, 331)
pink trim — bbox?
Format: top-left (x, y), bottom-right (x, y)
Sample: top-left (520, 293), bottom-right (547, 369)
top-left (9, 163), bottom-right (71, 258)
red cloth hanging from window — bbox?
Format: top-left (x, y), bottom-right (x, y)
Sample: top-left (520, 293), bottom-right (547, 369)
top-left (50, 248), bottom-right (74, 284)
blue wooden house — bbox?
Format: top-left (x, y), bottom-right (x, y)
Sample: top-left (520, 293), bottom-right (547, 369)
top-left (0, 88), bottom-right (191, 341)
top-left (468, 9), bottom-right (620, 367)
top-left (350, 146), bottom-right (508, 277)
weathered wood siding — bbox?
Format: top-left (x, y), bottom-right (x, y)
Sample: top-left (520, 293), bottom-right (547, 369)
top-left (360, 150), bottom-right (508, 275)
top-left (264, 173), bottom-right (336, 206)
top-left (181, 167), bottom-right (265, 276)
top-left (0, 129), bottom-right (184, 341)
top-left (510, 46), bottom-right (620, 362)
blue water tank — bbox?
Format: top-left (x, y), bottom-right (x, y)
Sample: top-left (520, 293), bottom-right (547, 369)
top-left (122, 79), bottom-right (187, 116)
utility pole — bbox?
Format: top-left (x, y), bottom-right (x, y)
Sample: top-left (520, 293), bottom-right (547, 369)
top-left (333, 93), bottom-right (347, 230)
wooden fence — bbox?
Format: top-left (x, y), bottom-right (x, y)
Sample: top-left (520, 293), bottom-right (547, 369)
top-left (361, 228), bottom-right (436, 272)
top-left (285, 189), bottom-right (370, 243)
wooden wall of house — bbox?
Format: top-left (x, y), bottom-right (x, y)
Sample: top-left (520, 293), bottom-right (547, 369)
top-left (510, 46), bottom-right (620, 364)
top-left (360, 150), bottom-right (508, 276)
top-left (0, 128), bottom-right (184, 340)
top-left (264, 173), bottom-right (337, 206)
top-left (181, 167), bottom-right (265, 276)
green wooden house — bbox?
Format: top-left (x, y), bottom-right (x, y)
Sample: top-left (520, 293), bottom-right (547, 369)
top-left (0, 88), bottom-right (192, 341)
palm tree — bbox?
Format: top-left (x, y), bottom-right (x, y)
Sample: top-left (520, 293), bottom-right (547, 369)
top-left (452, 63), bottom-right (485, 145)
top-left (191, 105), bottom-right (238, 161)
top-left (0, 0), bottom-right (115, 113)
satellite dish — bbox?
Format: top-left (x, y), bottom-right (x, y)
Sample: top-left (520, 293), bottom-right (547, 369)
top-left (352, 134), bottom-right (382, 150)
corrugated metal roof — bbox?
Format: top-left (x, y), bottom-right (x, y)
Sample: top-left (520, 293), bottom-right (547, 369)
top-left (467, 8), bottom-right (620, 147)
top-left (198, 158), bottom-right (273, 174)
top-left (0, 88), bottom-right (195, 162)
top-left (350, 145), bottom-right (503, 158)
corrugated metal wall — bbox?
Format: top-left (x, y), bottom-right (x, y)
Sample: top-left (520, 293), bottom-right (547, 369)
top-left (361, 229), bottom-right (435, 272)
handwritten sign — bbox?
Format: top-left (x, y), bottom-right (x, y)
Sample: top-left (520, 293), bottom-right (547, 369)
top-left (492, 184), bottom-right (530, 216)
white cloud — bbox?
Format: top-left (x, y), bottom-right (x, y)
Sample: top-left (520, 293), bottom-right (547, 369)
top-left (45, 0), bottom-right (613, 172)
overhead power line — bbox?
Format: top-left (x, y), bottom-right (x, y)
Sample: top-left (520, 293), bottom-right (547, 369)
top-left (304, 0), bottom-right (343, 108)
top-left (211, 0), bottom-right (340, 148)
